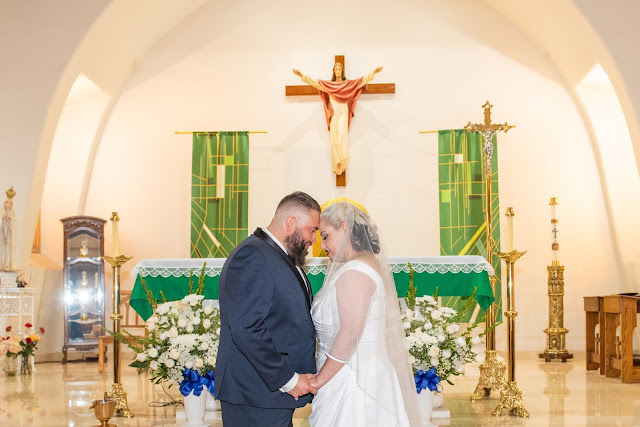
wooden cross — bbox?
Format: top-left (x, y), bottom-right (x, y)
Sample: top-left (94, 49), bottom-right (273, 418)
top-left (285, 55), bottom-right (395, 186)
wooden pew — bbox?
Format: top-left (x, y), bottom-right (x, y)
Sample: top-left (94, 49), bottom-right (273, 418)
top-left (603, 294), bottom-right (640, 383)
top-left (584, 296), bottom-right (605, 374)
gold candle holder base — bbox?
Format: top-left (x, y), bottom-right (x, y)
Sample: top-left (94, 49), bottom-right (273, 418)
top-left (539, 263), bottom-right (573, 363)
top-left (107, 382), bottom-right (133, 418)
top-left (470, 350), bottom-right (506, 400)
top-left (104, 248), bottom-right (134, 419)
top-left (492, 381), bottom-right (530, 417)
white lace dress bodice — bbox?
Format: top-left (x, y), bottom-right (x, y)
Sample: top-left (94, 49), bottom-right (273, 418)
top-left (309, 260), bottom-right (410, 427)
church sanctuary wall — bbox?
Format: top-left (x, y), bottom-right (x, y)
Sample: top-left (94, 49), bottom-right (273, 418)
top-left (63, 0), bottom-right (622, 353)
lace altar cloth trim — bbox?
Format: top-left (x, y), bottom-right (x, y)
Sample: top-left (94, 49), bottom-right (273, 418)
top-left (131, 256), bottom-right (493, 278)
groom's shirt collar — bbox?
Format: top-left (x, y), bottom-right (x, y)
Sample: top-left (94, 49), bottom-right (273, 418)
top-left (262, 226), bottom-right (288, 255)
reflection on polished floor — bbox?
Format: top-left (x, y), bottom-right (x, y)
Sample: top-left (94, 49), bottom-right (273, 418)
top-left (1, 351), bottom-right (639, 426)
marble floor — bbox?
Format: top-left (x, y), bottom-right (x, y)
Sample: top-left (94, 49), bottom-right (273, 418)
top-left (0, 351), bottom-right (639, 426)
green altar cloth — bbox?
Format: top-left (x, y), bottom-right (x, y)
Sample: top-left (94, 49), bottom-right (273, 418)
top-left (130, 256), bottom-right (494, 321)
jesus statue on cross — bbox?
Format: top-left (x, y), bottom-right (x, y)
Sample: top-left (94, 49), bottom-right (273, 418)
top-left (292, 63), bottom-right (383, 178)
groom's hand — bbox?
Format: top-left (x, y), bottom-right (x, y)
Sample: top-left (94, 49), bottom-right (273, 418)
top-left (287, 374), bottom-right (318, 399)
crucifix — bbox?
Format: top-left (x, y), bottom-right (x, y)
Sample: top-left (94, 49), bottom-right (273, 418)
top-left (466, 101), bottom-right (515, 402)
top-left (286, 55), bottom-right (395, 186)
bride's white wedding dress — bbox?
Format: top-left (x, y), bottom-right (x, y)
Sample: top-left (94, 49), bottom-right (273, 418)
top-left (309, 260), bottom-right (411, 427)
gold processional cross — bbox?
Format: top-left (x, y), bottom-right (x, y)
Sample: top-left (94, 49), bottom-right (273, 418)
top-left (285, 55), bottom-right (395, 186)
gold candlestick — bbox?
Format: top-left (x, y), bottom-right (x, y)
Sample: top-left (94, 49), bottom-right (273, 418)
top-left (493, 249), bottom-right (529, 417)
top-left (103, 237), bottom-right (133, 417)
top-left (467, 102), bottom-right (512, 400)
top-left (540, 197), bottom-right (573, 362)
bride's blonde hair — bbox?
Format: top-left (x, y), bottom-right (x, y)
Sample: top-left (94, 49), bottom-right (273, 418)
top-left (321, 202), bottom-right (380, 254)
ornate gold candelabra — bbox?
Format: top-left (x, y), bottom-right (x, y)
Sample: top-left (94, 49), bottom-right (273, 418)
top-left (493, 247), bottom-right (529, 417)
top-left (103, 213), bottom-right (133, 418)
top-left (540, 197), bottom-right (573, 362)
top-left (467, 102), bottom-right (513, 400)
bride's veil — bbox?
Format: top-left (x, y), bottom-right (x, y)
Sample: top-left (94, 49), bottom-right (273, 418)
top-left (321, 202), bottom-right (420, 425)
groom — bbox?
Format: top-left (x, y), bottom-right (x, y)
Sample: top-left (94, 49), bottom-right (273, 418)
top-left (215, 191), bottom-right (321, 427)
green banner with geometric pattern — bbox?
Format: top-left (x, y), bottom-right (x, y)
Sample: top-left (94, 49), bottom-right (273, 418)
top-left (438, 129), bottom-right (502, 322)
top-left (191, 132), bottom-right (249, 258)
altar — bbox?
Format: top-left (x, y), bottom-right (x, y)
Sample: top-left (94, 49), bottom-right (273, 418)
top-left (129, 256), bottom-right (494, 321)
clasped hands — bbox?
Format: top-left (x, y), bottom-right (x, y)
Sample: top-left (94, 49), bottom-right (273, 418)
top-left (286, 373), bottom-right (323, 399)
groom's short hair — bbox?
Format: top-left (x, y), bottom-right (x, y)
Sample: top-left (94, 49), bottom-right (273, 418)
top-left (276, 191), bottom-right (320, 214)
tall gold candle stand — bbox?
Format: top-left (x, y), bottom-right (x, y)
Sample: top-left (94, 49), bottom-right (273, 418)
top-left (467, 102), bottom-right (513, 400)
top-left (540, 197), bottom-right (573, 362)
top-left (103, 213), bottom-right (133, 418)
top-left (493, 247), bottom-right (529, 417)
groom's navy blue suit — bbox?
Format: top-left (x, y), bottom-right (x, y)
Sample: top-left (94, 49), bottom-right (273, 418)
top-left (215, 228), bottom-right (316, 420)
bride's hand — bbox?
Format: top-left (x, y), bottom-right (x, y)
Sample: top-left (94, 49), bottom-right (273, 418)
top-left (308, 374), bottom-right (320, 392)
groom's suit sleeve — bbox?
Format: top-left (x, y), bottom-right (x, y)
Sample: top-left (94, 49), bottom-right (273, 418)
top-left (224, 244), bottom-right (296, 392)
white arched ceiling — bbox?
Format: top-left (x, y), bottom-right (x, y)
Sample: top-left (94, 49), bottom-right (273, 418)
top-left (3, 0), bottom-right (638, 278)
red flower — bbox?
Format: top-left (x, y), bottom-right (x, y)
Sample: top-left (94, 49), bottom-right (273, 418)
top-left (25, 323), bottom-right (32, 328)
top-left (39, 327), bottom-right (45, 333)
top-left (5, 326), bottom-right (11, 332)
top-left (25, 337), bottom-right (32, 344)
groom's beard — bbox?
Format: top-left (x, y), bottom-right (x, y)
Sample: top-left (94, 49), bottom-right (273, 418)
top-left (284, 228), bottom-right (308, 267)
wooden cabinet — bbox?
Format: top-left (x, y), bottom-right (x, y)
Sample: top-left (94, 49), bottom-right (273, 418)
top-left (60, 216), bottom-right (106, 363)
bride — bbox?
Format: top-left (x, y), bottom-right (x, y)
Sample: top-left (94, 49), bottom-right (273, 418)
top-left (309, 202), bottom-right (420, 426)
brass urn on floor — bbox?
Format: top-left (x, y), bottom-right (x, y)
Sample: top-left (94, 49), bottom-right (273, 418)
top-left (90, 392), bottom-right (116, 427)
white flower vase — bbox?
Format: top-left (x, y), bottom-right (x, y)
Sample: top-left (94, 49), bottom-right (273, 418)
top-left (205, 390), bottom-right (220, 411)
top-left (418, 390), bottom-right (434, 424)
top-left (184, 390), bottom-right (207, 425)
top-left (432, 392), bottom-right (444, 409)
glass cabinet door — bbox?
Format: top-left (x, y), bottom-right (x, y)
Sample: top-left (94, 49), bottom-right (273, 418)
top-left (61, 216), bottom-right (106, 362)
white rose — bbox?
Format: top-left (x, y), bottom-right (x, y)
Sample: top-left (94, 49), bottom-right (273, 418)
top-left (456, 337), bottom-right (466, 347)
top-left (195, 359), bottom-right (204, 368)
top-left (149, 361), bottom-right (158, 370)
top-left (159, 332), bottom-right (167, 340)
top-left (442, 349), bottom-right (452, 359)
top-left (431, 310), bottom-right (442, 320)
top-left (136, 352), bottom-right (147, 362)
top-left (165, 359), bottom-right (175, 368)
top-left (446, 324), bottom-right (459, 334)
top-left (178, 319), bottom-right (187, 328)
top-left (403, 322), bottom-right (411, 329)
top-left (169, 349), bottom-right (180, 360)
top-left (423, 322), bottom-right (432, 331)
top-left (191, 317), bottom-right (200, 325)
top-left (428, 346), bottom-right (440, 358)
top-left (430, 357), bottom-right (439, 367)
top-left (186, 324), bottom-right (194, 333)
top-left (185, 360), bottom-right (193, 369)
top-left (148, 348), bottom-right (159, 358)
top-left (207, 356), bottom-right (216, 365)
top-left (437, 334), bottom-right (446, 343)
top-left (199, 342), bottom-right (209, 351)
top-left (147, 315), bottom-right (158, 324)
top-left (409, 355), bottom-right (416, 365)
top-left (156, 303), bottom-right (172, 315)
top-left (203, 319), bottom-right (211, 329)
top-left (405, 309), bottom-right (414, 320)
top-left (169, 327), bottom-right (178, 338)
top-left (171, 307), bottom-right (179, 315)
top-left (204, 305), bottom-right (214, 315)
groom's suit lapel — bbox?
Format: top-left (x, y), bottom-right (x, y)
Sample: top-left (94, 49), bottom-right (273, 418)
top-left (254, 228), bottom-right (312, 310)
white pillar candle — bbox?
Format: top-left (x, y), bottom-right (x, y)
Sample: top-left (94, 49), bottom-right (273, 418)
top-left (111, 212), bottom-right (120, 256)
top-left (505, 207), bottom-right (514, 252)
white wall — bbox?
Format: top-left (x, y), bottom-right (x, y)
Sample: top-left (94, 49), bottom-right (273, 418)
top-left (41, 0), bottom-right (618, 353)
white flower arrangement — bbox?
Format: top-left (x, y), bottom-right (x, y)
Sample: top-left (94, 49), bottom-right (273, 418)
top-left (403, 264), bottom-right (485, 385)
top-left (112, 267), bottom-right (221, 388)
